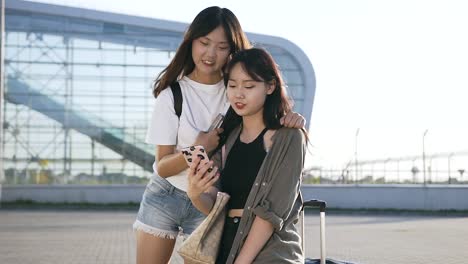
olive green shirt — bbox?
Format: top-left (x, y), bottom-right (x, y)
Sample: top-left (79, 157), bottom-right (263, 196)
top-left (212, 126), bottom-right (305, 264)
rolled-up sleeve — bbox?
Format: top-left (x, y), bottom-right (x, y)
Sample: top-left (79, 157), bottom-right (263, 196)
top-left (253, 199), bottom-right (285, 230)
top-left (252, 129), bottom-right (305, 231)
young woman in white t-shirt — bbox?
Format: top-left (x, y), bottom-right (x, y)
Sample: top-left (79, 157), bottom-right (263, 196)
top-left (133, 6), bottom-right (306, 264)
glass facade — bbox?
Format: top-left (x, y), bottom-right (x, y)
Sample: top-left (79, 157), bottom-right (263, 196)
top-left (1, 2), bottom-right (315, 184)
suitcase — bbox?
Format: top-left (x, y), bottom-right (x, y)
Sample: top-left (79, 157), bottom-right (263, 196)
top-left (301, 199), bottom-right (356, 264)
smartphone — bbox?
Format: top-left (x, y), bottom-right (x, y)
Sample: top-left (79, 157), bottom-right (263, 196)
top-left (207, 113), bottom-right (224, 131)
top-left (181, 145), bottom-right (210, 167)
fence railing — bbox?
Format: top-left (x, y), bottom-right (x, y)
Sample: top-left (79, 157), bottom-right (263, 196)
top-left (305, 151), bottom-right (468, 185)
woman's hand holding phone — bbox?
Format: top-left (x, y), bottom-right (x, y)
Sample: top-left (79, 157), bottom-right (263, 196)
top-left (185, 113), bottom-right (224, 197)
top-left (187, 156), bottom-right (220, 199)
top-left (193, 113), bottom-right (225, 153)
top-left (194, 128), bottom-right (223, 153)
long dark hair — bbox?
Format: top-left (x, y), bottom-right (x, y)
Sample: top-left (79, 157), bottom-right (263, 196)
top-left (219, 48), bottom-right (298, 147)
top-left (153, 6), bottom-right (251, 97)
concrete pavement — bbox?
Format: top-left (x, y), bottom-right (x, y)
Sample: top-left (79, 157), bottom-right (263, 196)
top-left (0, 210), bottom-right (467, 264)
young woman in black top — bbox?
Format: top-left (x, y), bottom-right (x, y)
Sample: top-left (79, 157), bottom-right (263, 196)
top-left (187, 48), bottom-right (306, 264)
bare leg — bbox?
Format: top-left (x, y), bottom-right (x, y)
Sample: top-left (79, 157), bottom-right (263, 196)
top-left (136, 230), bottom-right (177, 264)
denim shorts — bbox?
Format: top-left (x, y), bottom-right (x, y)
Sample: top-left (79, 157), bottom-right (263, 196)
top-left (133, 175), bottom-right (206, 239)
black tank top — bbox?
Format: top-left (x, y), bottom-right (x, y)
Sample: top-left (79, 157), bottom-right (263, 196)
top-left (221, 128), bottom-right (268, 210)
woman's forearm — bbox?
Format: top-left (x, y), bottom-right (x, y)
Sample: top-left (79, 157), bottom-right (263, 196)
top-left (234, 216), bottom-right (274, 264)
top-left (156, 152), bottom-right (188, 177)
top-left (188, 189), bottom-right (217, 215)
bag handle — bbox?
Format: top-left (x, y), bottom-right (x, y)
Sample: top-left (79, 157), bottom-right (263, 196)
top-left (221, 145), bottom-right (226, 169)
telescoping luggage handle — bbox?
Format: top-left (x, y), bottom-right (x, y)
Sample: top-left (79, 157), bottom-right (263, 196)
top-left (302, 199), bottom-right (327, 212)
top-left (302, 199), bottom-right (327, 264)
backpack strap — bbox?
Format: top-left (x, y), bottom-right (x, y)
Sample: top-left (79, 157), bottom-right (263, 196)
top-left (170, 82), bottom-right (182, 119)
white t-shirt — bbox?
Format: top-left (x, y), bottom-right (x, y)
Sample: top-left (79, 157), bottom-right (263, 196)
top-left (145, 76), bottom-right (229, 191)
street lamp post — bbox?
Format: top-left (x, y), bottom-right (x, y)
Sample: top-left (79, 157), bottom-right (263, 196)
top-left (396, 159), bottom-right (400, 184)
top-left (448, 153), bottom-right (454, 184)
top-left (0, 0), bottom-right (5, 185)
top-left (422, 129), bottom-right (428, 185)
top-left (355, 128), bottom-right (360, 184)
top-left (384, 158), bottom-right (391, 183)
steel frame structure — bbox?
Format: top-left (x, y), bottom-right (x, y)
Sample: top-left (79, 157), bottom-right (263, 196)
top-left (2, 1), bottom-right (315, 184)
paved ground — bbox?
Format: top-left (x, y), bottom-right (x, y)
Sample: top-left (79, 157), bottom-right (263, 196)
top-left (0, 209), bottom-right (467, 264)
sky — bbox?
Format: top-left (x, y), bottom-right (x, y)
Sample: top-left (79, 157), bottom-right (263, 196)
top-left (28, 0), bottom-right (468, 171)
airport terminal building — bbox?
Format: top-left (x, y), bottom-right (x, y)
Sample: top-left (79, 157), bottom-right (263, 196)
top-left (1, 0), bottom-right (315, 184)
